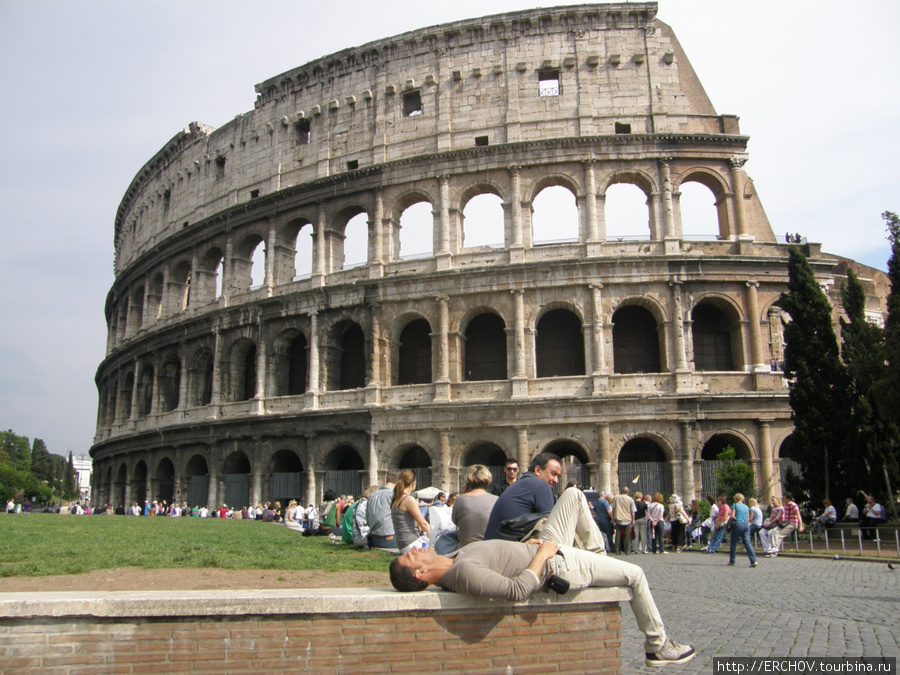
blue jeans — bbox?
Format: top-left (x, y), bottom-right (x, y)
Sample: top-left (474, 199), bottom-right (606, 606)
top-left (729, 521), bottom-right (757, 564)
top-left (651, 520), bottom-right (666, 553)
top-left (708, 525), bottom-right (727, 553)
top-left (371, 534), bottom-right (398, 549)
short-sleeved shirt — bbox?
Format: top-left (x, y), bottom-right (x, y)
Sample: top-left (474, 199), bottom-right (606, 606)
top-left (731, 502), bottom-right (750, 523)
top-left (483, 473), bottom-right (555, 540)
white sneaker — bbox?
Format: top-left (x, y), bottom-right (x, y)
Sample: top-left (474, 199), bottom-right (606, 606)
top-left (645, 638), bottom-right (696, 667)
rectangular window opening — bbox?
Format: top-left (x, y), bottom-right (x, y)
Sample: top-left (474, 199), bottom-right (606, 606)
top-left (250, 189), bottom-right (260, 200)
top-left (296, 118), bottom-right (311, 145)
top-left (538, 68), bottom-right (560, 97)
top-left (346, 159), bottom-right (359, 171)
top-left (403, 90), bottom-right (423, 117)
top-left (215, 156), bottom-right (226, 179)
top-left (615, 122), bottom-right (632, 134)
top-left (163, 189), bottom-right (171, 213)
top-left (474, 135), bottom-right (489, 147)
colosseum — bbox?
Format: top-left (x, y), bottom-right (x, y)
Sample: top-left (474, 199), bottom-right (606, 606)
top-left (90, 2), bottom-right (887, 510)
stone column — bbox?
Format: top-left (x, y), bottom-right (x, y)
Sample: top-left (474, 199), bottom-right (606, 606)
top-left (312, 203), bottom-right (327, 287)
top-left (437, 176), bottom-right (452, 270)
top-left (305, 311), bottom-right (320, 409)
top-left (512, 289), bottom-right (528, 399)
top-left (516, 428), bottom-right (530, 474)
top-left (255, 315), bottom-right (266, 401)
top-left (680, 421), bottom-right (695, 500)
top-left (590, 284), bottom-right (608, 393)
top-left (366, 305), bottom-right (382, 406)
top-left (583, 160), bottom-right (599, 244)
top-left (729, 157), bottom-right (748, 238)
top-left (440, 432), bottom-right (452, 492)
top-left (251, 465), bottom-right (262, 508)
top-left (597, 423), bottom-right (612, 495)
top-left (370, 187), bottom-right (385, 278)
top-left (207, 457), bottom-right (218, 511)
top-left (177, 350), bottom-right (188, 410)
top-left (222, 232), bottom-right (233, 301)
top-left (265, 217), bottom-right (276, 294)
top-left (745, 281), bottom-right (766, 372)
top-left (434, 295), bottom-right (451, 401)
top-left (210, 325), bottom-right (222, 407)
top-left (757, 419), bottom-right (774, 501)
top-left (130, 359), bottom-right (141, 420)
top-left (368, 433), bottom-right (379, 488)
top-left (508, 166), bottom-right (524, 262)
top-left (659, 158), bottom-right (680, 254)
top-left (669, 278), bottom-right (688, 371)
top-left (306, 455), bottom-right (317, 508)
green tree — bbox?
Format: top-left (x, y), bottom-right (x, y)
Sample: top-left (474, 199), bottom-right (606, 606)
top-left (30, 438), bottom-right (51, 483)
top-left (63, 452), bottom-right (79, 499)
top-left (0, 430), bottom-right (30, 470)
top-left (778, 246), bottom-right (850, 504)
top-left (840, 267), bottom-right (898, 511)
top-left (715, 446), bottom-right (755, 500)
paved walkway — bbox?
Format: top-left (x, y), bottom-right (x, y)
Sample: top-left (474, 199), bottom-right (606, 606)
top-left (616, 551), bottom-right (899, 673)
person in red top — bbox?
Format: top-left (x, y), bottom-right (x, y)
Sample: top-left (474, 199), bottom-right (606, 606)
top-left (768, 492), bottom-right (803, 556)
top-left (704, 495), bottom-right (731, 554)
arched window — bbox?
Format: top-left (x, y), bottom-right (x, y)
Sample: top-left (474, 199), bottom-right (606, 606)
top-left (138, 365), bottom-right (154, 417)
top-left (398, 445), bottom-right (433, 488)
top-left (288, 333), bottom-right (308, 395)
top-left (197, 248), bottom-right (223, 304)
top-left (185, 454), bottom-right (209, 508)
top-left (691, 303), bottom-right (739, 371)
top-left (399, 202), bottom-right (433, 259)
top-left (294, 224), bottom-right (314, 279)
top-left (249, 242), bottom-right (265, 288)
top-left (464, 313), bottom-right (507, 381)
top-left (679, 182), bottom-right (720, 239)
top-left (612, 306), bottom-right (661, 374)
top-left (223, 451), bottom-right (251, 508)
top-left (398, 319), bottom-right (432, 385)
top-left (120, 372), bottom-right (134, 421)
top-left (230, 341), bottom-right (257, 401)
top-left (156, 458), bottom-right (175, 504)
top-left (159, 354), bottom-right (181, 412)
top-left (535, 309), bottom-right (585, 377)
top-left (189, 349), bottom-right (214, 407)
top-left (342, 212), bottom-right (368, 269)
top-left (605, 183), bottom-right (650, 240)
top-left (325, 321), bottom-right (366, 391)
top-left (462, 194), bottom-right (504, 248)
top-left (532, 186), bottom-right (578, 245)
top-left (129, 287), bottom-right (144, 332)
top-left (171, 260), bottom-right (192, 311)
top-left (617, 438), bottom-right (672, 496)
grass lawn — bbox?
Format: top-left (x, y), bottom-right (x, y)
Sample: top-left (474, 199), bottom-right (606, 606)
top-left (0, 514), bottom-right (394, 578)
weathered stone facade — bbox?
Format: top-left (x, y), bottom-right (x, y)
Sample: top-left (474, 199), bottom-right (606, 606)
top-left (91, 3), bottom-right (887, 510)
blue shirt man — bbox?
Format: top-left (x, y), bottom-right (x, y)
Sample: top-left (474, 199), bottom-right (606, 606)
top-left (483, 453), bottom-right (562, 540)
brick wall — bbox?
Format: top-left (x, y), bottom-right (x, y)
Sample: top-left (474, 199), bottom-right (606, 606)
top-left (0, 587), bottom-right (626, 674)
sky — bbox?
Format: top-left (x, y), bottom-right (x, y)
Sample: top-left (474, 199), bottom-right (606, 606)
top-left (0, 0), bottom-right (897, 461)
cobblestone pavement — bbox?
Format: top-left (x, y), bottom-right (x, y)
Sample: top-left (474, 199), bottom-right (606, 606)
top-left (615, 550), bottom-right (899, 673)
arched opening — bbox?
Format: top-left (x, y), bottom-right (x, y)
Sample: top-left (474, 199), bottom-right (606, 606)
top-left (288, 333), bottom-right (308, 395)
top-left (532, 185), bottom-right (578, 245)
top-left (691, 302), bottom-right (742, 371)
top-left (114, 464), bottom-right (127, 509)
top-left (543, 440), bottom-right (590, 493)
top-left (233, 234), bottom-right (264, 293)
top-left (148, 273), bottom-right (164, 321)
top-left (397, 319), bottom-right (432, 385)
top-left (159, 354), bottom-right (181, 413)
top-left (293, 224), bottom-right (314, 279)
top-left (612, 306), bottom-right (662, 374)
top-left (156, 457), bottom-right (175, 504)
top-left (464, 442), bottom-right (508, 489)
top-left (398, 445), bottom-right (433, 489)
top-left (700, 433), bottom-right (753, 497)
top-left (132, 460), bottom-right (148, 506)
top-left (249, 241), bottom-right (265, 289)
top-left (325, 321), bottom-right (366, 391)
top-left (605, 183), bottom-right (650, 240)
top-left (778, 434), bottom-right (803, 490)
top-left (171, 260), bottom-right (192, 311)
top-left (679, 181), bottom-right (720, 239)
top-left (188, 348), bottom-right (214, 407)
top-left (399, 201), bottom-right (433, 259)
top-left (464, 313), bottom-right (507, 381)
top-left (270, 450), bottom-right (305, 505)
top-left (195, 247), bottom-right (224, 304)
top-left (535, 308), bottom-right (585, 377)
top-left (137, 365), bottom-right (154, 418)
top-left (129, 286), bottom-right (144, 332)
top-left (119, 372), bottom-right (134, 421)
top-left (185, 454), bottom-right (209, 508)
top-left (342, 212), bottom-right (369, 270)
top-left (462, 193), bottom-right (504, 249)
top-left (618, 438), bottom-right (672, 497)
top-left (230, 340), bottom-right (257, 401)
top-left (223, 451), bottom-right (251, 509)
top-left (323, 445), bottom-right (364, 498)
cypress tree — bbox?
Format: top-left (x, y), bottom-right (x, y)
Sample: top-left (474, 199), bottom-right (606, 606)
top-left (63, 451), bottom-right (78, 499)
top-left (778, 246), bottom-right (849, 503)
top-left (30, 439), bottom-right (51, 483)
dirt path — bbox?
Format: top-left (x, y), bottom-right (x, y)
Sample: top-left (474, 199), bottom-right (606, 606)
top-left (0, 568), bottom-right (390, 593)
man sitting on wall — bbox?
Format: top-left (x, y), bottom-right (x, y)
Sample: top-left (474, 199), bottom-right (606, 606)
top-left (390, 485), bottom-right (695, 668)
top-left (483, 452), bottom-right (561, 541)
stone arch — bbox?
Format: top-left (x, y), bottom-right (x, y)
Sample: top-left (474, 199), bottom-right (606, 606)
top-left (323, 319), bottom-right (366, 391)
top-left (229, 338), bottom-right (258, 401)
top-left (676, 167), bottom-right (731, 240)
top-left (170, 259), bottom-right (192, 312)
top-left (542, 438), bottom-right (592, 490)
top-left (602, 170), bottom-right (657, 241)
top-left (188, 347), bottom-right (214, 407)
top-left (270, 448), bottom-right (305, 505)
top-left (394, 315), bottom-right (433, 385)
top-left (155, 456), bottom-right (176, 504)
top-left (322, 444), bottom-right (365, 498)
top-left (534, 306), bottom-right (586, 378)
top-left (196, 245), bottom-right (224, 304)
top-left (617, 434), bottom-right (674, 497)
top-left (279, 215), bottom-right (315, 282)
top-left (690, 295), bottom-right (745, 371)
top-left (132, 459), bottom-right (148, 505)
top-left (461, 310), bottom-right (508, 381)
top-left (611, 300), bottom-right (666, 374)
top-left (222, 450), bottom-right (252, 509)
top-left (147, 272), bottom-right (164, 321)
top-left (329, 204), bottom-right (369, 272)
top-left (158, 351), bottom-right (182, 412)
top-left (128, 285), bottom-right (145, 333)
top-left (114, 463), bottom-right (128, 508)
top-left (529, 175), bottom-right (580, 246)
top-left (119, 371), bottom-right (135, 421)
top-left (184, 453), bottom-right (209, 508)
top-left (394, 443), bottom-right (435, 489)
top-left (459, 183), bottom-right (505, 249)
top-left (271, 328), bottom-right (309, 397)
top-left (461, 442), bottom-right (509, 484)
top-left (700, 431), bottom-right (753, 461)
top-left (137, 362), bottom-right (155, 417)
top-left (234, 231), bottom-right (266, 292)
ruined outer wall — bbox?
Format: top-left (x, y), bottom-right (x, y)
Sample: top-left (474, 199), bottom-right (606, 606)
top-left (114, 3), bottom-right (726, 273)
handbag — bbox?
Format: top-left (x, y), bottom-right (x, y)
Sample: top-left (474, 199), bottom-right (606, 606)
top-left (496, 511), bottom-right (551, 542)
top-left (677, 507), bottom-right (689, 525)
top-left (725, 518), bottom-right (735, 533)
